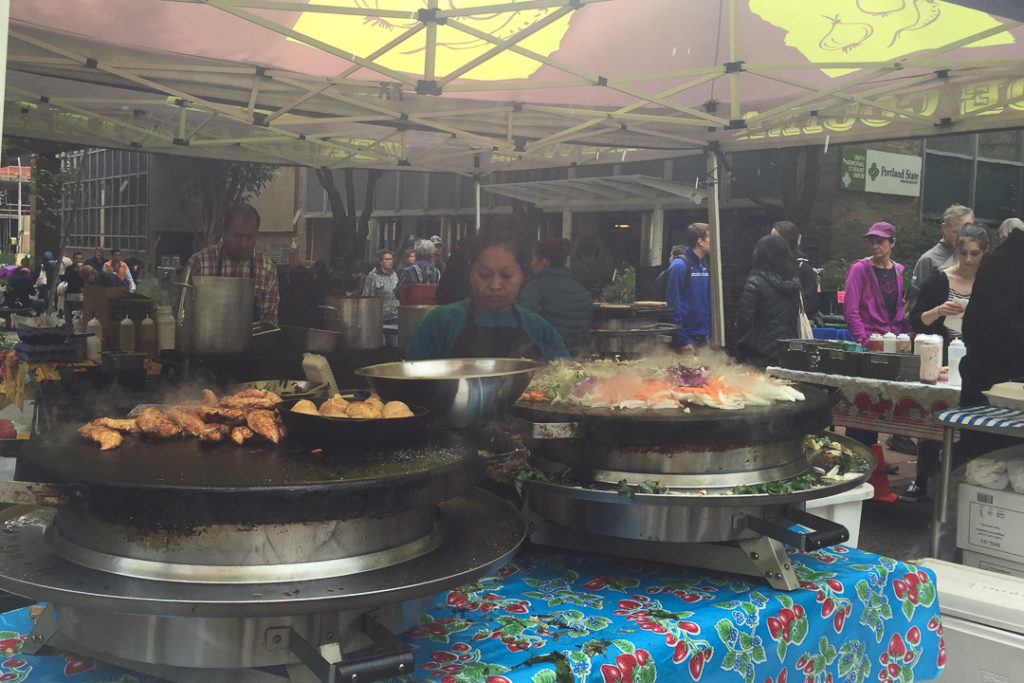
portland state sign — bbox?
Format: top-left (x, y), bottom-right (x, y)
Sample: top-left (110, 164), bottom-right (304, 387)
top-left (839, 147), bottom-right (922, 198)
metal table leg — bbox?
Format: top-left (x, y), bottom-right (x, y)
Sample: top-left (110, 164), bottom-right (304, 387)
top-left (930, 425), bottom-right (955, 558)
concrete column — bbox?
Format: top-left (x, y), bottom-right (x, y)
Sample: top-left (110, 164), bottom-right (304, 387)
top-left (645, 207), bottom-right (664, 267)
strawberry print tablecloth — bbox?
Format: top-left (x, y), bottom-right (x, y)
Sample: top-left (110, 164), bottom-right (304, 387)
top-left (0, 544), bottom-right (945, 683)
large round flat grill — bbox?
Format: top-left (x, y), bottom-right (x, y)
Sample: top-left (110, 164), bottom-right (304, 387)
top-left (513, 386), bottom-right (872, 590)
top-left (18, 429), bottom-right (481, 526)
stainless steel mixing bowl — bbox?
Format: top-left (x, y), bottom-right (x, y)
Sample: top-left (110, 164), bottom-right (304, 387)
top-left (356, 358), bottom-right (543, 428)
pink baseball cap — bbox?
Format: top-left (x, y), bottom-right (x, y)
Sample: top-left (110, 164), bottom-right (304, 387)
top-left (863, 222), bottom-right (896, 239)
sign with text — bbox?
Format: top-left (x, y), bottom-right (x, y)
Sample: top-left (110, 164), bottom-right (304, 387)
top-left (840, 147), bottom-right (922, 197)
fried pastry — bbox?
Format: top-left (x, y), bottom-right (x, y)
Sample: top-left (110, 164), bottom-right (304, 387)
top-left (291, 399), bottom-right (319, 415)
top-left (201, 389), bottom-right (219, 406)
top-left (346, 401), bottom-right (381, 419)
top-left (382, 400), bottom-right (414, 418)
top-left (319, 400), bottom-right (347, 417)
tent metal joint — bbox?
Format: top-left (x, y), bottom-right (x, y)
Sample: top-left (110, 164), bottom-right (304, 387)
top-left (724, 61), bottom-right (745, 74)
top-left (595, 76), bottom-right (607, 86)
top-left (416, 79), bottom-right (442, 96)
top-left (935, 69), bottom-right (950, 79)
top-left (172, 138), bottom-right (189, 147)
top-left (84, 57), bottom-right (97, 68)
top-left (416, 8), bottom-right (446, 25)
top-left (937, 117), bottom-right (953, 127)
top-left (726, 119), bottom-right (746, 130)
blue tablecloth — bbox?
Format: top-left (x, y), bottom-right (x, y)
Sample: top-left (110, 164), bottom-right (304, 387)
top-left (0, 545), bottom-right (946, 682)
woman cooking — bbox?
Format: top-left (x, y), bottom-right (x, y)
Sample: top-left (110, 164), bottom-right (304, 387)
top-left (405, 228), bottom-right (570, 362)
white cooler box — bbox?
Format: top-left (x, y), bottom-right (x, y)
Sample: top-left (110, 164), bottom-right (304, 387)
top-left (803, 482), bottom-right (874, 548)
top-left (919, 558), bottom-right (1024, 682)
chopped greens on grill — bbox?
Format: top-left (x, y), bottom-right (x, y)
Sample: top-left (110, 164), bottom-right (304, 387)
top-left (731, 474), bottom-right (818, 496)
top-left (617, 479), bottom-right (669, 498)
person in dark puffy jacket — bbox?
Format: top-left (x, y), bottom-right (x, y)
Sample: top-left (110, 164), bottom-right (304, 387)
top-left (733, 234), bottom-right (801, 366)
top-left (771, 220), bottom-right (819, 318)
top-left (518, 238), bottom-right (593, 356)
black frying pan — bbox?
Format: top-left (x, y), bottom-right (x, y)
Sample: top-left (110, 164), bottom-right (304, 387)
top-left (280, 402), bottom-right (432, 450)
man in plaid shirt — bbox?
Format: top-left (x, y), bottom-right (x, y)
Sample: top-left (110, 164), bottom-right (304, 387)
top-left (186, 203), bottom-right (279, 326)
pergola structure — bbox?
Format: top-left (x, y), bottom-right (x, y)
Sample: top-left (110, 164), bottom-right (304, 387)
top-left (5, 0), bottom-right (1024, 340)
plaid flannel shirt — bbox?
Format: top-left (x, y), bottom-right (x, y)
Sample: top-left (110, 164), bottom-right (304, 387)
top-left (187, 244), bottom-right (279, 326)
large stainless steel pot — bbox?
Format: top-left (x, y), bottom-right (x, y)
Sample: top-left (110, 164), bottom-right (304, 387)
top-left (175, 273), bottom-right (254, 354)
top-left (322, 296), bottom-right (383, 350)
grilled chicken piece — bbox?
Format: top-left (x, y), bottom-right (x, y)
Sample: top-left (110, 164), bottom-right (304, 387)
top-left (137, 407), bottom-right (182, 439)
top-left (246, 409), bottom-right (285, 444)
top-left (201, 388), bottom-right (219, 406)
top-left (231, 425), bottom-right (254, 445)
top-left (78, 421), bottom-right (123, 450)
top-left (94, 417), bottom-right (140, 434)
top-left (167, 406), bottom-right (208, 437)
top-left (197, 405), bottom-right (247, 425)
top-left (219, 389), bottom-right (283, 410)
top-left (199, 423), bottom-right (230, 443)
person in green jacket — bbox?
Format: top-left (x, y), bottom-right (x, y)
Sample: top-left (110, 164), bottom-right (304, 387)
top-left (406, 228), bottom-right (570, 362)
top-left (518, 238), bottom-right (593, 356)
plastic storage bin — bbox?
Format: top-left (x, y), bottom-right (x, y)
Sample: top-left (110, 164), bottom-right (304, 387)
top-left (802, 482), bottom-right (874, 548)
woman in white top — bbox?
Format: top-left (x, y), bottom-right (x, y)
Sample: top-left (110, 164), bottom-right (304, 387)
top-left (905, 223), bottom-right (991, 501)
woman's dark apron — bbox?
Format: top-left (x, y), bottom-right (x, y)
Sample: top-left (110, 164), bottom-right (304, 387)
top-left (451, 301), bottom-right (542, 360)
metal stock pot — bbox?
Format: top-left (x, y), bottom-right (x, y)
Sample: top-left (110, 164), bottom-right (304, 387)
top-left (175, 273), bottom-right (255, 354)
top-left (321, 296), bottom-right (383, 350)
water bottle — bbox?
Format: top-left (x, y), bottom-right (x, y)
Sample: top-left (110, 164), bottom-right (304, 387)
top-left (947, 338), bottom-right (966, 387)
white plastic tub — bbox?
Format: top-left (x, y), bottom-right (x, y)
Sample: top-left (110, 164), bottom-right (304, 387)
top-left (803, 482), bottom-right (874, 548)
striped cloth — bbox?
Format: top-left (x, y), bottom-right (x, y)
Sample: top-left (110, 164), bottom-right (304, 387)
top-left (937, 405), bottom-right (1024, 430)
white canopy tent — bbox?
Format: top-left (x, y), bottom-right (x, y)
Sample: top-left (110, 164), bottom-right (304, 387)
top-left (5, 0), bottom-right (1024, 340)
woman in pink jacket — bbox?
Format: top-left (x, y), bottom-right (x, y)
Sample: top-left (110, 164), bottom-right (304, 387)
top-left (843, 221), bottom-right (911, 346)
top-left (843, 221), bottom-right (912, 451)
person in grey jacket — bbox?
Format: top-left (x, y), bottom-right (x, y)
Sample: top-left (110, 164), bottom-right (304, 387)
top-left (733, 234), bottom-right (801, 366)
top-left (518, 238), bottom-right (593, 356)
top-left (362, 248), bottom-right (399, 346)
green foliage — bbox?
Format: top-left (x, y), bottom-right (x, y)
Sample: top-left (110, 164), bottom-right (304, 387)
top-left (599, 265), bottom-right (636, 304)
top-left (171, 158), bottom-right (279, 250)
top-left (818, 256), bottom-right (854, 290)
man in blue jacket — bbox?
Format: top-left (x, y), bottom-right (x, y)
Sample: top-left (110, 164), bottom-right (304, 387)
top-left (667, 222), bottom-right (712, 353)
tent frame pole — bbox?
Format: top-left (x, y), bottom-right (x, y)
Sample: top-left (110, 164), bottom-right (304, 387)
top-left (706, 149), bottom-right (725, 347)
